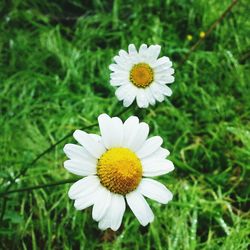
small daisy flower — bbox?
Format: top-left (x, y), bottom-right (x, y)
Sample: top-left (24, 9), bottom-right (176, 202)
top-left (199, 31), bottom-right (206, 39)
top-left (109, 44), bottom-right (175, 108)
top-left (186, 34), bottom-right (193, 41)
top-left (63, 114), bottom-right (174, 231)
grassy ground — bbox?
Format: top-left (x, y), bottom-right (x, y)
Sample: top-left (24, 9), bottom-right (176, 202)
top-left (0, 0), bottom-right (250, 249)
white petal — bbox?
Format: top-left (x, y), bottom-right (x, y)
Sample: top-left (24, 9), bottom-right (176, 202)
top-left (126, 190), bottom-right (154, 226)
top-left (128, 44), bottom-right (137, 56)
top-left (110, 117), bottom-right (124, 147)
top-left (118, 49), bottom-right (133, 64)
top-left (98, 194), bottom-right (126, 231)
top-left (123, 116), bottom-right (140, 147)
top-left (92, 186), bottom-right (111, 221)
top-left (68, 176), bottom-right (100, 199)
top-left (110, 78), bottom-right (126, 87)
top-left (157, 84), bottom-right (173, 96)
top-left (64, 159), bottom-right (96, 176)
top-left (154, 66), bottom-right (174, 74)
top-left (154, 65), bottom-right (168, 73)
top-left (144, 147), bottom-right (170, 160)
top-left (111, 71), bottom-right (129, 79)
top-left (139, 44), bottom-right (147, 55)
top-left (89, 134), bottom-right (102, 144)
top-left (109, 63), bottom-right (125, 72)
top-left (73, 130), bottom-right (106, 158)
top-left (113, 55), bottom-right (126, 65)
top-left (148, 45), bottom-right (161, 61)
top-left (74, 188), bottom-right (99, 210)
top-left (115, 84), bottom-right (133, 101)
top-left (166, 67), bottom-right (175, 75)
top-left (138, 178), bottom-right (173, 204)
top-left (114, 56), bottom-right (132, 71)
top-left (142, 159), bottom-right (174, 177)
top-left (63, 144), bottom-right (96, 164)
top-left (98, 114), bottom-right (112, 149)
top-left (152, 56), bottom-right (172, 68)
top-left (136, 45), bottom-right (156, 64)
top-left (144, 87), bottom-right (156, 106)
top-left (98, 114), bottom-right (124, 149)
top-left (113, 55), bottom-right (132, 70)
top-left (128, 44), bottom-right (140, 63)
top-left (122, 86), bottom-right (137, 107)
top-left (161, 65), bottom-right (174, 75)
top-left (136, 136), bottom-right (163, 158)
top-left (129, 122), bottom-right (149, 151)
top-left (167, 75), bottom-right (175, 84)
top-left (136, 89), bottom-right (149, 108)
top-left (155, 75), bottom-right (175, 84)
top-left (119, 49), bottom-right (129, 57)
top-left (150, 83), bottom-right (165, 102)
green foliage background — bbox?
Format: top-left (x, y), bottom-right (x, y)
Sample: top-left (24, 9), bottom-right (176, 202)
top-left (0, 0), bottom-right (249, 249)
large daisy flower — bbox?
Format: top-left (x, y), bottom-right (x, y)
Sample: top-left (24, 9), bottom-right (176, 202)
top-left (109, 44), bottom-right (174, 108)
top-left (63, 114), bottom-right (174, 231)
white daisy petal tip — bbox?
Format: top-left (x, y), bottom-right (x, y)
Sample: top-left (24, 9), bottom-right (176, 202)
top-left (63, 160), bottom-right (69, 171)
top-left (138, 178), bottom-right (173, 205)
top-left (63, 144), bottom-right (72, 156)
top-left (72, 130), bottom-right (106, 159)
top-left (72, 129), bottom-right (81, 139)
top-left (110, 44), bottom-right (174, 108)
top-left (126, 191), bottom-right (155, 226)
top-left (97, 193), bottom-right (126, 231)
top-left (128, 43), bottom-right (137, 54)
top-left (167, 161), bottom-right (175, 172)
top-left (139, 43), bottom-right (147, 53)
top-left (168, 192), bottom-right (174, 202)
top-left (136, 136), bottom-right (163, 159)
top-left (142, 158), bottom-right (175, 177)
top-left (98, 113), bottom-right (111, 121)
top-left (63, 114), bottom-right (174, 230)
top-left (68, 188), bottom-right (77, 200)
top-left (166, 149), bottom-right (170, 157)
top-left (63, 144), bottom-right (69, 153)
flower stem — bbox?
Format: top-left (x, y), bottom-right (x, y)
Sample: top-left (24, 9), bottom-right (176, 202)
top-left (0, 178), bottom-right (79, 197)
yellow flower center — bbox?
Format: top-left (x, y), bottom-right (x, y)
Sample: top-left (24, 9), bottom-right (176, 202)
top-left (97, 148), bottom-right (142, 195)
top-left (130, 63), bottom-right (154, 88)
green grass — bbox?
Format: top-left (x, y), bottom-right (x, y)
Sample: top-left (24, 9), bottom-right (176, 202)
top-left (1, 0), bottom-right (250, 249)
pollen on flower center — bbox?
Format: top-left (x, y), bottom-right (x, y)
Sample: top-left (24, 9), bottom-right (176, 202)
top-left (97, 148), bottom-right (142, 195)
top-left (130, 63), bottom-right (154, 88)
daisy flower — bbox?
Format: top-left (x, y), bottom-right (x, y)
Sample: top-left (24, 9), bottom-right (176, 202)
top-left (63, 114), bottom-right (174, 231)
top-left (109, 44), bottom-right (175, 108)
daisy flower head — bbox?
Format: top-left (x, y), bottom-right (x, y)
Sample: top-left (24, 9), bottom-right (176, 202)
top-left (109, 44), bottom-right (175, 108)
top-left (63, 114), bottom-right (174, 231)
